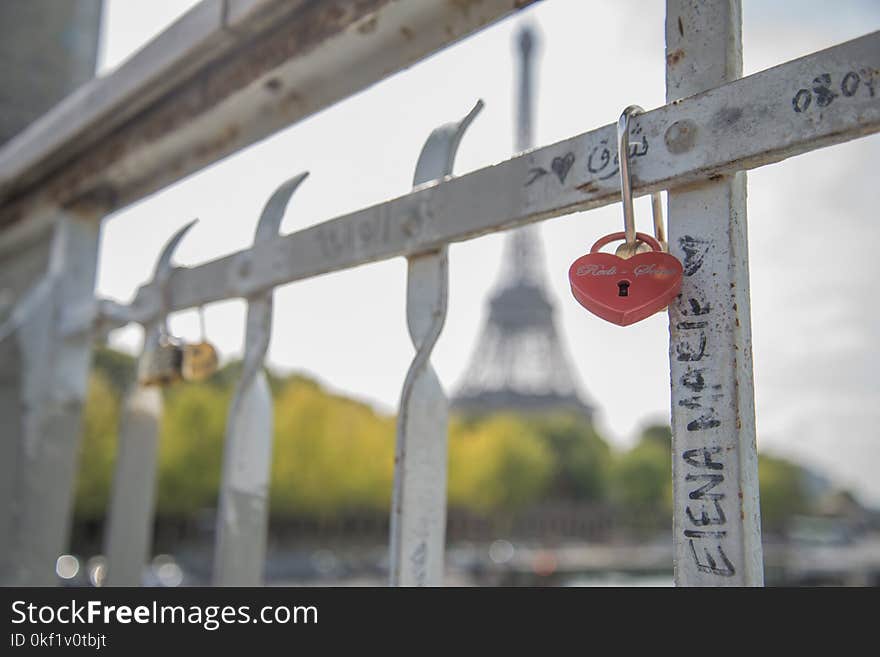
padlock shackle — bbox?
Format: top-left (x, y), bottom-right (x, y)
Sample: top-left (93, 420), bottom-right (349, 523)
top-left (617, 106), bottom-right (667, 252)
top-left (590, 231), bottom-right (662, 254)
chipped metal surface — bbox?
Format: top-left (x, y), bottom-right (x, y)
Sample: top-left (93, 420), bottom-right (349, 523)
top-left (0, 0), bottom-right (536, 229)
top-left (665, 0), bottom-right (763, 587)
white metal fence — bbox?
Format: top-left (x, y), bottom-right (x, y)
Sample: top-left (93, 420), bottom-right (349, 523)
top-left (0, 0), bottom-right (877, 586)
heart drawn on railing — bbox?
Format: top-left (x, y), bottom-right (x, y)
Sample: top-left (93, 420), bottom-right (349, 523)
top-left (551, 152), bottom-right (575, 183)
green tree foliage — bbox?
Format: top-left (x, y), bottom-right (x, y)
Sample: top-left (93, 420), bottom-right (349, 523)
top-left (204, 359), bottom-right (286, 396)
top-left (91, 345), bottom-right (136, 393)
top-left (156, 382), bottom-right (229, 516)
top-left (448, 415), bottom-right (554, 513)
top-left (73, 349), bottom-right (817, 528)
top-left (521, 413), bottom-right (611, 501)
top-left (270, 377), bottom-right (395, 517)
top-left (609, 424), bottom-right (672, 516)
top-left (606, 423), bottom-right (812, 530)
top-left (758, 453), bottom-right (809, 530)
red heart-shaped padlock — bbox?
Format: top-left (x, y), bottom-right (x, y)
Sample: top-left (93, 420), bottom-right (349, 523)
top-left (569, 231), bottom-right (683, 326)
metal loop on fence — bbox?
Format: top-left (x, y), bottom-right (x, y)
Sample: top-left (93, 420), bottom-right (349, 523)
top-left (617, 105), bottom-right (666, 255)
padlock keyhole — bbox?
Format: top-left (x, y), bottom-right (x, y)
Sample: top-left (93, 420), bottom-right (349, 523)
top-left (618, 280), bottom-right (631, 297)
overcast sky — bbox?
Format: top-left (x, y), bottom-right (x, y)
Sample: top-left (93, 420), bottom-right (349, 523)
top-left (95, 1), bottom-right (880, 504)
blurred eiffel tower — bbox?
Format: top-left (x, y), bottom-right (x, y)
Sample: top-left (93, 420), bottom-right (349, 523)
top-left (452, 25), bottom-right (591, 417)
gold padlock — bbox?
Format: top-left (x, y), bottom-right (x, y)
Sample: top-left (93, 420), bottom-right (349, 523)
top-left (138, 337), bottom-right (184, 387)
top-left (182, 341), bottom-right (219, 382)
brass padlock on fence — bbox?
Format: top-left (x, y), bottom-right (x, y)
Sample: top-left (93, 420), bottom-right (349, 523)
top-left (182, 341), bottom-right (219, 382)
top-left (138, 337), bottom-right (218, 386)
top-left (138, 304), bottom-right (218, 387)
top-left (181, 306), bottom-right (219, 382)
top-left (138, 335), bottom-right (184, 386)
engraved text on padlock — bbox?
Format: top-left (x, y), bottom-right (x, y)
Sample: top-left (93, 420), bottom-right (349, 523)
top-left (569, 231), bottom-right (683, 326)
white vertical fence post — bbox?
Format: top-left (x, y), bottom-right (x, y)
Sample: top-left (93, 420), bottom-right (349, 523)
top-left (214, 172), bottom-right (308, 586)
top-left (103, 331), bottom-right (163, 586)
top-left (665, 0), bottom-right (763, 586)
top-left (1, 205), bottom-right (102, 585)
top-left (104, 221), bottom-right (196, 586)
top-left (390, 102), bottom-right (482, 586)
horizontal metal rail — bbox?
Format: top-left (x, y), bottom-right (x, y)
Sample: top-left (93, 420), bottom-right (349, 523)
top-left (76, 30), bottom-right (878, 331)
top-left (0, 0), bottom-right (536, 230)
